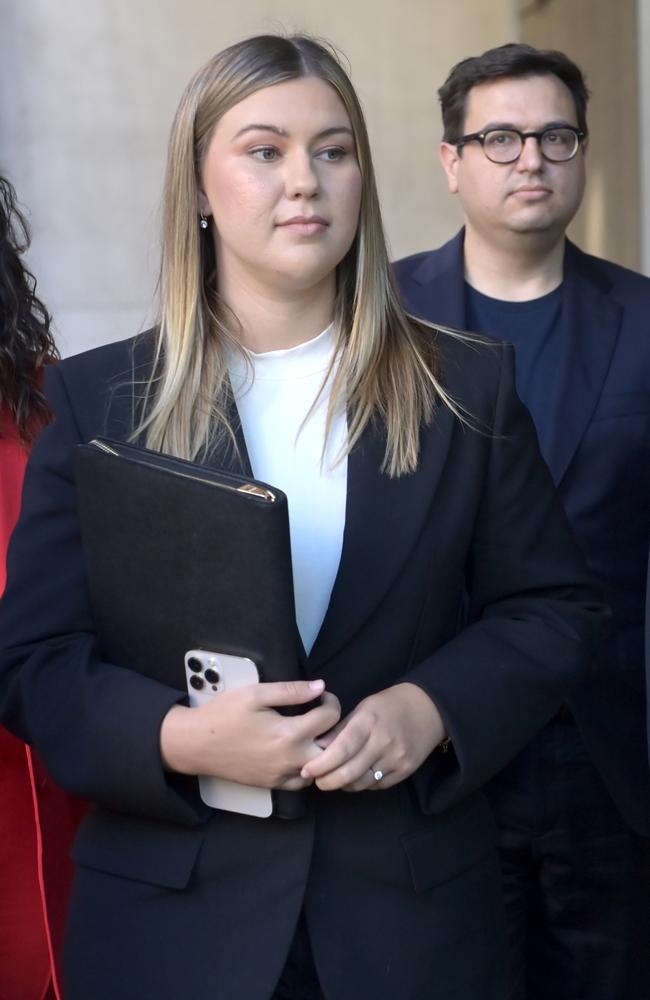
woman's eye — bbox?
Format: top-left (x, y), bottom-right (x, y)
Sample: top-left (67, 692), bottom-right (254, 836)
top-left (317, 147), bottom-right (346, 162)
top-left (250, 147), bottom-right (279, 162)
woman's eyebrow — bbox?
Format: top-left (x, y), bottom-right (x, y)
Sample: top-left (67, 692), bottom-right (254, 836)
top-left (232, 124), bottom-right (353, 140)
top-left (314, 126), bottom-right (354, 139)
top-left (233, 123), bottom-right (287, 139)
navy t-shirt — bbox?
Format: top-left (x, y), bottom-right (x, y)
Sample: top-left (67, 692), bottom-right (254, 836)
top-left (464, 282), bottom-right (563, 433)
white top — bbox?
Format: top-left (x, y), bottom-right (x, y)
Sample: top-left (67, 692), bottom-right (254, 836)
top-left (228, 325), bottom-right (347, 653)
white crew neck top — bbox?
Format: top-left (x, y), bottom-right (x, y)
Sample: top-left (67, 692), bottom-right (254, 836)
top-left (228, 325), bottom-right (347, 653)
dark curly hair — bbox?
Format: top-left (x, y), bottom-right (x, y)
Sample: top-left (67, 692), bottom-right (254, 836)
top-left (0, 175), bottom-right (58, 443)
top-left (438, 43), bottom-right (589, 143)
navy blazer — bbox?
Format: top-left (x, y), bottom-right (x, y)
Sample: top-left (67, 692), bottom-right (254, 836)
top-left (395, 229), bottom-right (650, 835)
top-left (0, 330), bottom-right (602, 999)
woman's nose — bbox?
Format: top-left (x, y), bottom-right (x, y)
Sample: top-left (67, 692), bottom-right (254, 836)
top-left (284, 151), bottom-right (320, 198)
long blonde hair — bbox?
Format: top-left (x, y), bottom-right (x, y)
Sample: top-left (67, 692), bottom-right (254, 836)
top-left (136, 34), bottom-right (459, 477)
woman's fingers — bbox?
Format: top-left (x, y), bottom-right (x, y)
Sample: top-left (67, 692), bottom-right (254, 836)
top-left (293, 691), bottom-right (342, 740)
top-left (300, 712), bottom-right (372, 783)
top-left (254, 678), bottom-right (326, 708)
top-left (275, 772), bottom-right (316, 791)
top-left (253, 683), bottom-right (341, 740)
top-left (300, 683), bottom-right (446, 792)
top-left (315, 716), bottom-right (347, 749)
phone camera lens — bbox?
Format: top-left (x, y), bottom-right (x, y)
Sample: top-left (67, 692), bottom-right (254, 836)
top-left (189, 675), bottom-right (204, 690)
top-left (204, 668), bottom-right (220, 685)
top-left (187, 657), bottom-right (203, 673)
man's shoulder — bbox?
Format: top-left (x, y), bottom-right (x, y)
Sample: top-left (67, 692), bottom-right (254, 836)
top-left (393, 248), bottom-right (441, 281)
top-left (393, 231), bottom-right (464, 288)
top-left (567, 243), bottom-right (650, 304)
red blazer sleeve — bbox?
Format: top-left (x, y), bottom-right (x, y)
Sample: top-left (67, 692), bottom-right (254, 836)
top-left (0, 409), bottom-right (29, 594)
top-left (0, 405), bottom-right (87, 1000)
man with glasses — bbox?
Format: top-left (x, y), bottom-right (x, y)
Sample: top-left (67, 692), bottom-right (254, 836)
top-left (395, 43), bottom-right (650, 1000)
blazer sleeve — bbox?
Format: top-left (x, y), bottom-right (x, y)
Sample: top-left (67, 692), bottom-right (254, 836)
top-left (0, 365), bottom-right (209, 826)
top-left (402, 343), bottom-right (605, 814)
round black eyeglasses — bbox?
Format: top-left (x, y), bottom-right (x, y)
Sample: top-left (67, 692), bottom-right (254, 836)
top-left (456, 126), bottom-right (586, 164)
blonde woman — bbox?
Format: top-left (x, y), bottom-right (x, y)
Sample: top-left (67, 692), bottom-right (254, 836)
top-left (0, 35), bottom-right (602, 1000)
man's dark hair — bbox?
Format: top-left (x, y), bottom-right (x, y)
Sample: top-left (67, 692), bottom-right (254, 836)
top-left (0, 175), bottom-right (58, 442)
top-left (438, 42), bottom-right (589, 143)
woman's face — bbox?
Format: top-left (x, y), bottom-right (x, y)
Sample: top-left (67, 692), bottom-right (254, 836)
top-left (199, 76), bottom-right (362, 299)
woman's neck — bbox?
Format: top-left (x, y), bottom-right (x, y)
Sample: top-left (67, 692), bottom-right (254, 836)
top-left (218, 267), bottom-right (336, 353)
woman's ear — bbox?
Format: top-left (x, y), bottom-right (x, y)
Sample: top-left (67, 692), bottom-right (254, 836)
top-left (197, 189), bottom-right (211, 217)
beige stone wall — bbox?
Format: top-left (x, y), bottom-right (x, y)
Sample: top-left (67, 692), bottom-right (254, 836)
top-left (1, 1), bottom-right (646, 357)
top-left (0, 0), bottom-right (517, 356)
top-left (639, 0), bottom-right (650, 275)
top-left (521, 0), bottom-right (641, 271)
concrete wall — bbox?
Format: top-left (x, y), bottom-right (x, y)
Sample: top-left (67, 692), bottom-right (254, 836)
top-left (521, 0), bottom-right (641, 272)
top-left (1, 0), bottom-right (517, 356)
top-left (639, 0), bottom-right (650, 275)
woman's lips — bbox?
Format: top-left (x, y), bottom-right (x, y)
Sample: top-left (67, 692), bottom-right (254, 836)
top-left (277, 216), bottom-right (329, 235)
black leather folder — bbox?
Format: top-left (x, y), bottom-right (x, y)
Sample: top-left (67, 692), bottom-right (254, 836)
top-left (74, 436), bottom-right (305, 819)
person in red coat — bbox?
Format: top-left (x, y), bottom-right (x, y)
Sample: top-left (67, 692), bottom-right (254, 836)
top-left (0, 175), bottom-right (84, 1000)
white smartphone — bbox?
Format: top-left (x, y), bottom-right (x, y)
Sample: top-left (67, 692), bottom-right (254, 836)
top-left (184, 649), bottom-right (273, 818)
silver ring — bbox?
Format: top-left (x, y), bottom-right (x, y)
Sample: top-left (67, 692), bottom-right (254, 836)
top-left (372, 768), bottom-right (384, 782)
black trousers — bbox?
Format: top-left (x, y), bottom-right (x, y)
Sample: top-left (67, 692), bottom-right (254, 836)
top-left (271, 913), bottom-right (326, 1000)
top-left (486, 714), bottom-right (650, 1000)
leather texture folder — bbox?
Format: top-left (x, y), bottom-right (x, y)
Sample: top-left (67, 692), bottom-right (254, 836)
top-left (73, 437), bottom-right (305, 819)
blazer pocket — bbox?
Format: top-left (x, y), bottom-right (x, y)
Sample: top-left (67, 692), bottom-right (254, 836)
top-left (71, 806), bottom-right (204, 889)
top-left (592, 392), bottom-right (650, 421)
top-left (400, 795), bottom-right (496, 894)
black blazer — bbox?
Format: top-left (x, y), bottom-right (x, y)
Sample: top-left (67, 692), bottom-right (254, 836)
top-left (0, 330), bottom-right (602, 1000)
top-left (395, 230), bottom-right (650, 835)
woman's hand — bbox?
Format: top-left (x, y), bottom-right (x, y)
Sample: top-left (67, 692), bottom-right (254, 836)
top-left (160, 679), bottom-right (341, 790)
top-left (300, 682), bottom-right (446, 791)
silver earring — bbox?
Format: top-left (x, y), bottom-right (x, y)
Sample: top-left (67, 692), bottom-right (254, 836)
top-left (200, 214), bottom-right (209, 230)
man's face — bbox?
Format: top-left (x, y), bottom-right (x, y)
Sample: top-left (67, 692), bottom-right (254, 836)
top-left (440, 73), bottom-right (587, 244)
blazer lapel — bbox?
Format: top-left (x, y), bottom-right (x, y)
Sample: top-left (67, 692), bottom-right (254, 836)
top-left (308, 403), bottom-right (456, 670)
top-left (540, 242), bottom-right (622, 485)
top-left (108, 337), bottom-right (255, 478)
top-left (199, 362), bottom-right (455, 671)
top-left (307, 233), bottom-right (466, 669)
top-left (401, 229), bottom-right (467, 330)
top-left (203, 397), bottom-right (253, 477)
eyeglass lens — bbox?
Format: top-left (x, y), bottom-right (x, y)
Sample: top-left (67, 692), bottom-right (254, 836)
top-left (483, 128), bottom-right (579, 163)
